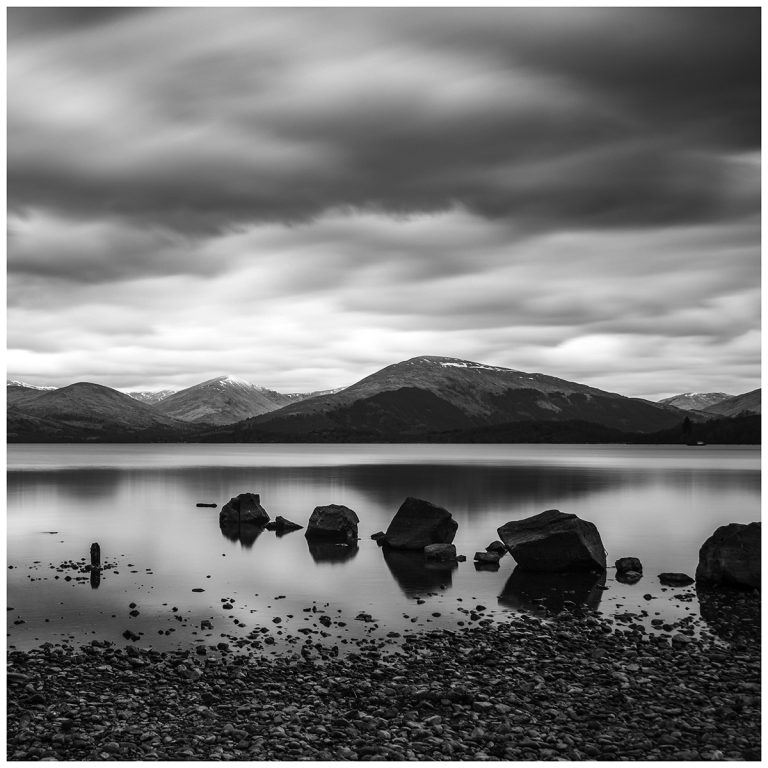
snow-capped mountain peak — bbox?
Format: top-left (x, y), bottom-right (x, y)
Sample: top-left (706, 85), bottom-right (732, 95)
top-left (7, 379), bottom-right (57, 391)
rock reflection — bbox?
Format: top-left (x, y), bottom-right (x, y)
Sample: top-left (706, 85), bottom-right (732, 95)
top-left (498, 567), bottom-right (605, 615)
top-left (89, 568), bottom-right (101, 589)
top-left (383, 549), bottom-right (455, 598)
top-left (307, 541), bottom-right (359, 564)
top-left (219, 522), bottom-right (263, 549)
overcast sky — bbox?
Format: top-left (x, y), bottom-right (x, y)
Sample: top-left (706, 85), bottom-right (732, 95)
top-left (7, 7), bottom-right (760, 398)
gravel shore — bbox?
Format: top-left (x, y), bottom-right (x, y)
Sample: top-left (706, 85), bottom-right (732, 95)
top-left (8, 596), bottom-right (760, 761)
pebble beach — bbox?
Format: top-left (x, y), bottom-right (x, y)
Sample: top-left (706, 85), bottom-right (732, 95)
top-left (7, 590), bottom-right (760, 761)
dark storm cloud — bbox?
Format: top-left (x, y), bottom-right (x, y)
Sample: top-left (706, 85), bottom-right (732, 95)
top-left (7, 7), bottom-right (760, 236)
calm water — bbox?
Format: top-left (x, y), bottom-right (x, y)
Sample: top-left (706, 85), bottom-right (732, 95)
top-left (7, 444), bottom-right (760, 652)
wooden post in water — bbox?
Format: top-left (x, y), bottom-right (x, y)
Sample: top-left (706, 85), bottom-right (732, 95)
top-left (90, 542), bottom-right (101, 569)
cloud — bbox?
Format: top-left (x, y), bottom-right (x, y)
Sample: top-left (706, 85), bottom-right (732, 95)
top-left (7, 7), bottom-right (760, 233)
top-left (5, 9), bottom-right (760, 399)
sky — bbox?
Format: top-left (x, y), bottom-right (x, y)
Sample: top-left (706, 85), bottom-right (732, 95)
top-left (6, 7), bottom-right (761, 398)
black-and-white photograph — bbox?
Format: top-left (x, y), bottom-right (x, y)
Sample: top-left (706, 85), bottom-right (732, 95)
top-left (6, 5), bottom-right (760, 761)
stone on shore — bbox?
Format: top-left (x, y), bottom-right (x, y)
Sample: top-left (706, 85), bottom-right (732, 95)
top-left (219, 493), bottom-right (269, 526)
top-left (424, 543), bottom-right (457, 562)
top-left (497, 509), bottom-right (606, 572)
top-left (383, 497), bottom-right (458, 550)
top-left (658, 572), bottom-right (695, 587)
top-left (695, 522), bottom-right (760, 589)
top-left (615, 557), bottom-right (642, 574)
top-left (305, 505), bottom-right (359, 543)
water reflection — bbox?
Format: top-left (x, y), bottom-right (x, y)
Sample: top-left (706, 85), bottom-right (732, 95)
top-left (498, 567), bottom-right (605, 615)
top-left (89, 569), bottom-right (101, 589)
top-left (384, 549), bottom-right (456, 597)
top-left (219, 522), bottom-right (264, 548)
top-left (306, 541), bottom-right (359, 564)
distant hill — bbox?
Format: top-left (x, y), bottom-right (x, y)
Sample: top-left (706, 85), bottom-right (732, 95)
top-left (152, 375), bottom-right (299, 425)
top-left (9, 382), bottom-right (184, 436)
top-left (126, 389), bottom-right (176, 404)
top-left (658, 392), bottom-right (732, 411)
top-left (207, 356), bottom-right (691, 441)
top-left (703, 389), bottom-right (761, 417)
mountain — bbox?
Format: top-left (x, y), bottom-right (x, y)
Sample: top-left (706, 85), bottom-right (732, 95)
top-left (9, 382), bottom-right (185, 437)
top-left (658, 392), bottom-right (733, 411)
top-left (702, 389), bottom-right (761, 417)
top-left (207, 356), bottom-right (691, 441)
top-left (7, 380), bottom-right (58, 407)
top-left (152, 375), bottom-right (299, 425)
top-left (127, 389), bottom-right (176, 404)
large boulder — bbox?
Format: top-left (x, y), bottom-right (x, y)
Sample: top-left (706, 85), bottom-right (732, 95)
top-left (383, 497), bottom-right (458, 550)
top-left (219, 493), bottom-right (270, 526)
top-left (305, 504), bottom-right (359, 542)
top-left (696, 522), bottom-right (760, 589)
top-left (497, 509), bottom-right (605, 572)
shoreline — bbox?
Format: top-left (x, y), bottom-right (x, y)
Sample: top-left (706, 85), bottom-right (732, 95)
top-left (8, 600), bottom-right (760, 761)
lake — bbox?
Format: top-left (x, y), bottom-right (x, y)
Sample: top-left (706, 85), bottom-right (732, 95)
top-left (7, 443), bottom-right (760, 653)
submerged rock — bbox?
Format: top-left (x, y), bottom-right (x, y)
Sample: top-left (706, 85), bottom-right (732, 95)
top-left (695, 522), bottom-right (760, 589)
top-left (382, 497), bottom-right (458, 550)
top-left (265, 516), bottom-right (303, 533)
top-left (616, 570), bottom-right (642, 584)
top-left (219, 493), bottom-right (269, 526)
top-left (497, 509), bottom-right (606, 572)
top-left (305, 505), bottom-right (359, 543)
top-left (474, 551), bottom-right (502, 565)
top-left (658, 573), bottom-right (695, 587)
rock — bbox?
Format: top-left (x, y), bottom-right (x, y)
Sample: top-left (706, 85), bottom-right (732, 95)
top-left (424, 543), bottom-right (457, 562)
top-left (658, 573), bottom-right (694, 587)
top-left (616, 570), bottom-right (642, 584)
top-left (695, 522), bottom-right (760, 589)
top-left (265, 516), bottom-right (303, 533)
top-left (485, 541), bottom-right (506, 556)
top-left (371, 531), bottom-right (387, 543)
top-left (382, 497), bottom-right (458, 550)
top-left (305, 505), bottom-right (359, 542)
top-left (497, 509), bottom-right (606, 572)
top-left (196, 503), bottom-right (217, 508)
top-left (615, 557), bottom-right (642, 574)
top-left (219, 493), bottom-right (270, 526)
top-left (456, 554), bottom-right (467, 562)
top-left (474, 551), bottom-right (501, 564)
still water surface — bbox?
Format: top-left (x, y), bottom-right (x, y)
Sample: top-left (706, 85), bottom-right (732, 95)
top-left (7, 444), bottom-right (760, 651)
